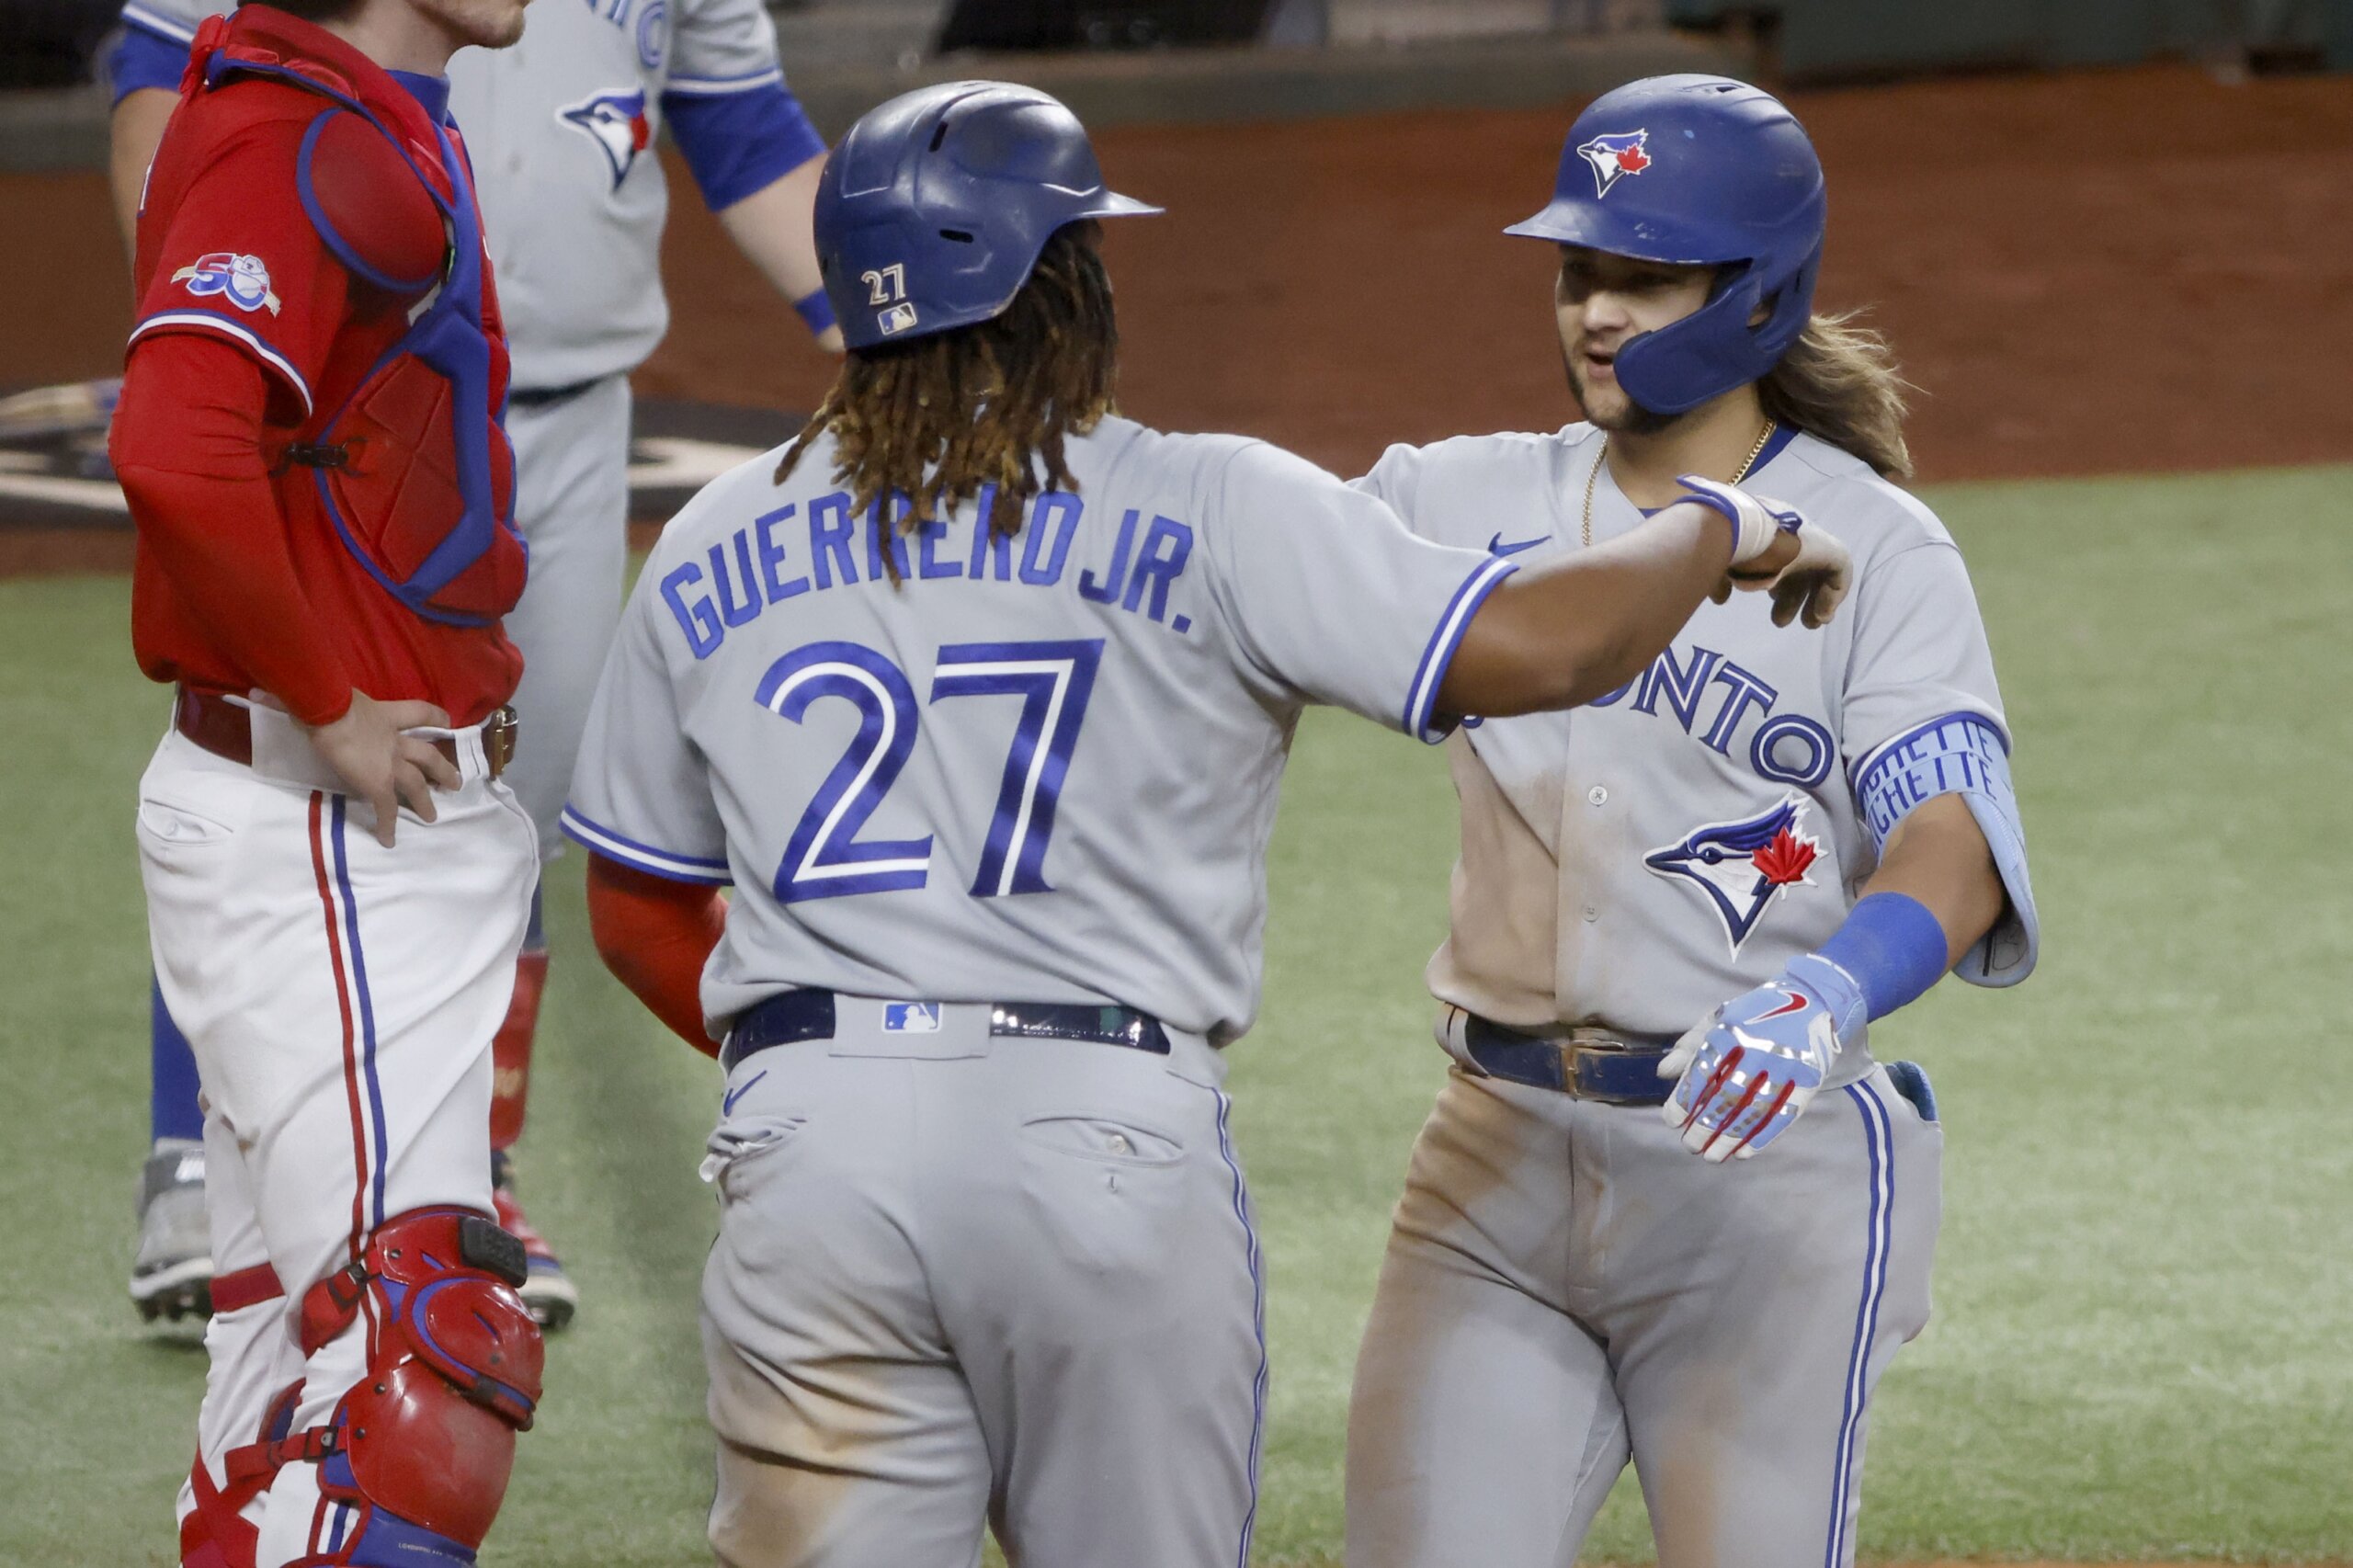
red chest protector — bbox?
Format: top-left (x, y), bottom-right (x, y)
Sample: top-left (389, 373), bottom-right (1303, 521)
top-left (176, 9), bottom-right (525, 627)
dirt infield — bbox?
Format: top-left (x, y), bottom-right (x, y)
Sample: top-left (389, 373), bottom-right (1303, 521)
top-left (6, 60), bottom-right (2352, 579)
top-left (647, 62), bottom-right (2353, 483)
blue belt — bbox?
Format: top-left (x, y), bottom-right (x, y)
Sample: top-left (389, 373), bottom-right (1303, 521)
top-left (1462, 1016), bottom-right (1675, 1106)
top-left (721, 989), bottom-right (1171, 1073)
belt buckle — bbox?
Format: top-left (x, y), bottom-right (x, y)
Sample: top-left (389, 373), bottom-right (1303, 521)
top-left (1559, 1028), bottom-right (1636, 1103)
top-left (480, 706), bottom-right (518, 777)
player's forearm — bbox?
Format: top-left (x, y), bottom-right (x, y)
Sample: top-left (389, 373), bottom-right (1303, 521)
top-left (585, 854), bottom-right (726, 1054)
top-left (715, 154), bottom-right (844, 352)
top-left (1858, 793), bottom-right (2005, 968)
top-left (1440, 501), bottom-right (1735, 717)
top-left (110, 338), bottom-right (355, 722)
top-left (110, 88), bottom-right (180, 260)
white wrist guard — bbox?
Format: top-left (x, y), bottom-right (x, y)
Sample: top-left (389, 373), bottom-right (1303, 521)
top-left (1674, 474), bottom-right (1805, 569)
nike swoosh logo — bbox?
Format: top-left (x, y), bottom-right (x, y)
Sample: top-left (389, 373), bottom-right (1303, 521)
top-left (1757, 992), bottom-right (1811, 1020)
top-left (722, 1069), bottom-right (767, 1116)
top-left (1486, 531), bottom-right (1549, 556)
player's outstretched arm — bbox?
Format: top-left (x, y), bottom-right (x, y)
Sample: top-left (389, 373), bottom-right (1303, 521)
top-left (1438, 481), bottom-right (1845, 720)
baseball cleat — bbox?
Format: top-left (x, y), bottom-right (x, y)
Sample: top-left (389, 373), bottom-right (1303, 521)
top-left (131, 1138), bottom-right (214, 1323)
top-left (492, 1148), bottom-right (579, 1332)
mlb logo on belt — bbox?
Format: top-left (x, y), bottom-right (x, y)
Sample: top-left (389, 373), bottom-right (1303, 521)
top-left (883, 1002), bottom-right (942, 1033)
top-left (172, 253), bottom-right (280, 314)
top-left (1644, 794), bottom-right (1822, 955)
top-left (1577, 130), bottom-right (1652, 197)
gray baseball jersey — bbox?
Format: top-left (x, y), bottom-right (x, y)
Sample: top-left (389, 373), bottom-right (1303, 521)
top-left (1345, 422), bottom-right (2035, 1568)
top-left (565, 415), bottom-right (1517, 1043)
top-left (116, 0), bottom-right (817, 389)
top-left (1354, 422), bottom-right (2037, 1064)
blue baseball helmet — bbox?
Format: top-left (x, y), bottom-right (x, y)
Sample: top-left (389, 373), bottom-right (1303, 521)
top-left (815, 81), bottom-right (1161, 351)
top-left (1507, 74), bottom-right (1826, 416)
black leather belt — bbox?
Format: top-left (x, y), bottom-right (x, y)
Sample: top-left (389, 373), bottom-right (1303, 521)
top-left (721, 989), bottom-right (1171, 1073)
top-left (1462, 1016), bottom-right (1675, 1106)
top-left (506, 378), bottom-right (603, 409)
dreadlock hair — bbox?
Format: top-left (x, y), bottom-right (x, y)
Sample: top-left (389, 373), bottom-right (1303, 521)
top-left (775, 221), bottom-right (1120, 576)
top-left (1758, 308), bottom-right (1915, 481)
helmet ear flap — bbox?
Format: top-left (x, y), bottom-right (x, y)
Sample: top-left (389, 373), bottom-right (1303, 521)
top-left (1612, 244), bottom-right (1820, 417)
top-left (1751, 246), bottom-right (1820, 364)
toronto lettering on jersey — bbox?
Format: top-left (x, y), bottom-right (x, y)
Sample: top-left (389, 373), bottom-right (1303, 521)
top-left (1589, 641), bottom-right (1836, 789)
top-left (659, 486), bottom-right (1196, 659)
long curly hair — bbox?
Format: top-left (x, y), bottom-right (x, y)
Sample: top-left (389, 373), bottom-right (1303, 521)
top-left (775, 222), bottom-right (1120, 574)
top-left (1759, 309), bottom-right (1916, 480)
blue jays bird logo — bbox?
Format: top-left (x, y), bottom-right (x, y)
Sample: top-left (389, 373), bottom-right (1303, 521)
top-left (559, 89), bottom-right (653, 189)
top-left (1645, 795), bottom-right (1822, 955)
top-left (1577, 130), bottom-right (1653, 198)
top-left (172, 252), bottom-right (279, 315)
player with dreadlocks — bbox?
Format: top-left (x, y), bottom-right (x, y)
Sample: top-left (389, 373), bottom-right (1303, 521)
top-left (563, 81), bottom-right (1853, 1567)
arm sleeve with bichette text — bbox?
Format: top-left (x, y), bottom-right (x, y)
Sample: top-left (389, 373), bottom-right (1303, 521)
top-left (1839, 540), bottom-right (2038, 986)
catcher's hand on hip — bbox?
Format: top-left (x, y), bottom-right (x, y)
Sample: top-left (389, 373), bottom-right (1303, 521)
top-left (1658, 952), bottom-right (1867, 1162)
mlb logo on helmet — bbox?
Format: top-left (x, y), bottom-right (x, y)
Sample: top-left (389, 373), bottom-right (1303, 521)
top-left (172, 252), bottom-right (280, 315)
top-left (877, 302), bottom-right (920, 336)
top-left (1576, 130), bottom-right (1653, 198)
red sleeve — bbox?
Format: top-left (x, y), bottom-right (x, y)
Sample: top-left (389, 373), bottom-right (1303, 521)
top-left (131, 118), bottom-right (356, 421)
top-left (587, 853), bottom-right (729, 1056)
top-left (110, 333), bottom-right (355, 723)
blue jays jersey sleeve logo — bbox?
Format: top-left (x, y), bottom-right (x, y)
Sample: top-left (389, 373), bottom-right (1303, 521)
top-left (172, 253), bottom-right (281, 315)
top-left (1645, 794), bottom-right (1822, 955)
top-left (559, 89), bottom-right (653, 189)
top-left (1577, 130), bottom-right (1652, 197)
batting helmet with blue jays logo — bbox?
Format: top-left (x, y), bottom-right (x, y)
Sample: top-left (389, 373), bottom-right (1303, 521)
top-left (1507, 74), bottom-right (1826, 416)
top-left (815, 81), bottom-right (1161, 351)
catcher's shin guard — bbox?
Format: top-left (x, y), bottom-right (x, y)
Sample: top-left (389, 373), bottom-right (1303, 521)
top-left (490, 948), bottom-right (547, 1151)
top-left (236, 1210), bottom-right (543, 1565)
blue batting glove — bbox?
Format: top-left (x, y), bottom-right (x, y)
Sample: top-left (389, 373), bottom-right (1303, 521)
top-left (1658, 953), bottom-right (1867, 1162)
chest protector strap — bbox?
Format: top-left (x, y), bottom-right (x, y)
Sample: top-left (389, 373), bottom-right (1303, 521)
top-left (200, 42), bottom-right (524, 627)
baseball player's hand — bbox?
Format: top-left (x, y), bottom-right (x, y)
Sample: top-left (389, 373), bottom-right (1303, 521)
top-left (307, 691), bottom-right (462, 847)
top-left (1744, 526), bottom-right (1852, 629)
top-left (1658, 953), bottom-right (1867, 1162)
top-left (1673, 475), bottom-right (1852, 629)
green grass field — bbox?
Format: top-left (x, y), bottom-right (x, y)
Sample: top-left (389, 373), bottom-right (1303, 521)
top-left (5, 465), bottom-right (2349, 1565)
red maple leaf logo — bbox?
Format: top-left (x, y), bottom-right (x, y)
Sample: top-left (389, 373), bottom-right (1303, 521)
top-left (1751, 828), bottom-right (1817, 887)
top-left (1616, 145), bottom-right (1652, 174)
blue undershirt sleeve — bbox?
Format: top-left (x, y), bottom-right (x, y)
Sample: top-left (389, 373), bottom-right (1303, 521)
top-left (108, 16), bottom-right (193, 103)
top-left (661, 80), bottom-right (826, 212)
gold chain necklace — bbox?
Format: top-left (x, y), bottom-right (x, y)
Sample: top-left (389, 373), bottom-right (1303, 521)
top-left (1581, 418), bottom-right (1776, 548)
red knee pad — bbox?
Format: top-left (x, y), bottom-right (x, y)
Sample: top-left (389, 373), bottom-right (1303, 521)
top-left (291, 1210), bottom-right (545, 1551)
top-left (322, 1282), bottom-right (538, 1547)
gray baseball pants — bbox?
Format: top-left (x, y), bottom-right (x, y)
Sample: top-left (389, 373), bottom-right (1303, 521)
top-left (1347, 1060), bottom-right (1940, 1568)
top-left (699, 999), bottom-right (1267, 1568)
top-left (500, 374), bottom-right (631, 858)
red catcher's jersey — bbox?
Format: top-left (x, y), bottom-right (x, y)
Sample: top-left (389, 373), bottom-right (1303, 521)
top-left (124, 5), bottom-right (524, 726)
